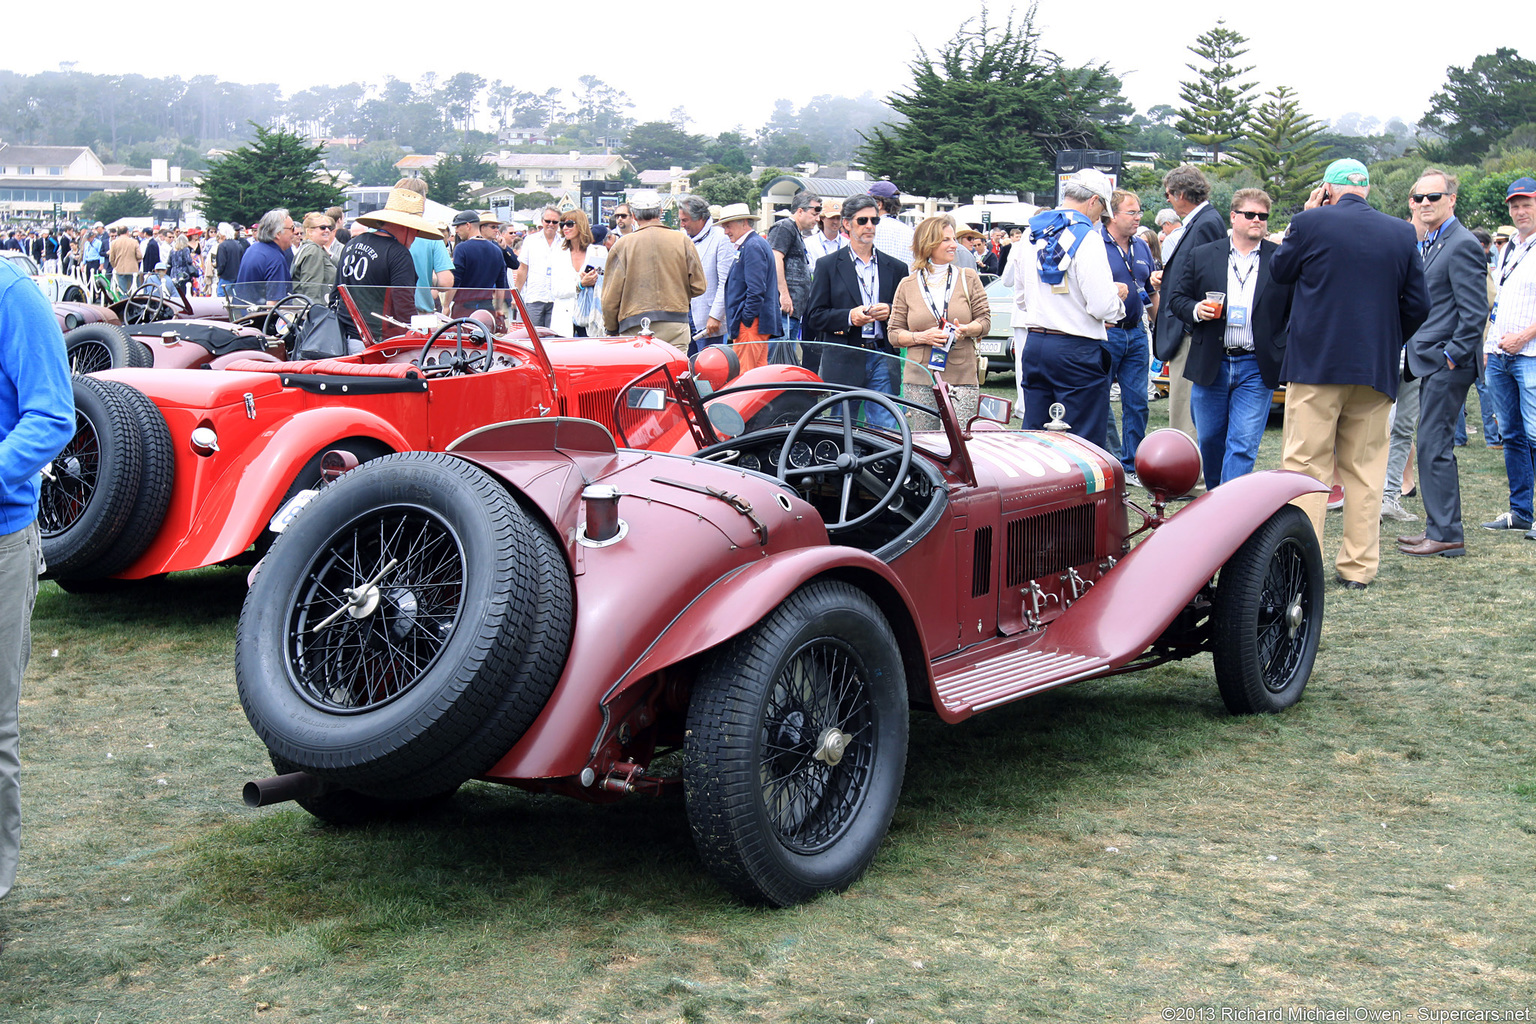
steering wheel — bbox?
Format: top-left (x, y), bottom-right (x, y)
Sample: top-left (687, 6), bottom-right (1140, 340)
top-left (262, 291), bottom-right (313, 343)
top-left (417, 317), bottom-right (492, 375)
top-left (776, 389), bottom-right (913, 534)
top-left (122, 283), bottom-right (180, 325)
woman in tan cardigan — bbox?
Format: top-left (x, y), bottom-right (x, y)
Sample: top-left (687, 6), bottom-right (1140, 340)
top-left (889, 217), bottom-right (991, 430)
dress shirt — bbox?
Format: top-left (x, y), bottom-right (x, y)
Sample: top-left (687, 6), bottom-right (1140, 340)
top-left (688, 220), bottom-right (736, 336)
top-left (1015, 222), bottom-right (1124, 340)
top-left (1222, 245), bottom-right (1261, 352)
top-left (1490, 231), bottom-right (1536, 357)
top-left (1160, 201), bottom-right (1210, 263)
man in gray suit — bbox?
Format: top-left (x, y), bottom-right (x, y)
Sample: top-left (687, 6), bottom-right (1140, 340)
top-left (1395, 169), bottom-right (1493, 557)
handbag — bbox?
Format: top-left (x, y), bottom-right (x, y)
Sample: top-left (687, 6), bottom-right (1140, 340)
top-left (574, 284), bottom-right (603, 334)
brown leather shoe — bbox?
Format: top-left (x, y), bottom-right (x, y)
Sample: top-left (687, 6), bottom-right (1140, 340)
top-left (1398, 537), bottom-right (1465, 557)
top-left (1396, 532), bottom-right (1427, 545)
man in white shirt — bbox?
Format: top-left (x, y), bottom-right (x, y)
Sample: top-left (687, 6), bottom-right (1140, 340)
top-left (807, 204), bottom-right (846, 263)
top-left (1481, 176), bottom-right (1536, 539)
top-left (514, 207), bottom-right (561, 327)
top-left (1014, 168), bottom-right (1126, 442)
top-left (676, 194), bottom-right (735, 352)
top-left (868, 181), bottom-right (914, 268)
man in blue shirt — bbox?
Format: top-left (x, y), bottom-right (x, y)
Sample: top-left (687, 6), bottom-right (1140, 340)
top-left (0, 254), bottom-right (75, 923)
top-left (232, 208), bottom-right (295, 307)
top-left (448, 210), bottom-right (508, 317)
top-left (1101, 189), bottom-right (1156, 476)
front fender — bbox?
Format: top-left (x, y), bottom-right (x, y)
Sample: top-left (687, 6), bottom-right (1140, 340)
top-left (484, 546), bottom-right (927, 782)
top-left (1042, 470), bottom-right (1327, 664)
top-left (127, 406), bottom-right (413, 576)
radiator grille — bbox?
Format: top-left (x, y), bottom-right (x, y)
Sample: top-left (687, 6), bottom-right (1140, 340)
top-left (578, 387), bottom-right (620, 429)
top-left (971, 526), bottom-right (993, 598)
top-left (1005, 506), bottom-right (1096, 586)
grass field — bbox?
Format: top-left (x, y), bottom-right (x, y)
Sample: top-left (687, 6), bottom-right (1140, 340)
top-left (2, 386), bottom-right (1534, 1024)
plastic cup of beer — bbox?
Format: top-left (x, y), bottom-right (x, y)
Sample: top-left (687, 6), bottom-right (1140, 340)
top-left (1205, 291), bottom-right (1225, 318)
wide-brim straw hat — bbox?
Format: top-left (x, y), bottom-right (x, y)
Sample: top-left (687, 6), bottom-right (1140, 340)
top-left (716, 203), bottom-right (754, 225)
top-left (355, 187), bottom-right (444, 240)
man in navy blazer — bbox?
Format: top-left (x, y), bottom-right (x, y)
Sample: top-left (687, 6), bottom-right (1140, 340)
top-left (1168, 188), bottom-right (1293, 488)
top-left (1393, 169), bottom-right (1492, 557)
top-left (1270, 159), bottom-right (1430, 589)
top-left (1154, 165), bottom-right (1226, 491)
top-left (717, 204), bottom-right (781, 368)
top-left (804, 194), bottom-right (908, 429)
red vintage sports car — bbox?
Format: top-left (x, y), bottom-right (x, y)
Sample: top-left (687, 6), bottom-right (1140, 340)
top-left (38, 288), bottom-right (688, 586)
top-left (235, 342), bottom-right (1329, 907)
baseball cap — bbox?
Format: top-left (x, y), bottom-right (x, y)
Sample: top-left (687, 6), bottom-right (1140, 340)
top-left (1067, 168), bottom-right (1115, 211)
top-left (451, 210), bottom-right (480, 226)
top-left (1505, 177), bottom-right (1536, 202)
top-left (867, 181), bottom-right (899, 198)
top-left (1323, 159), bottom-right (1370, 187)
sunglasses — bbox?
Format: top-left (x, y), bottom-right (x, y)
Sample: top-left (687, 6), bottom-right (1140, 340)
top-left (1235, 210), bottom-right (1270, 221)
top-left (614, 212), bottom-right (630, 218)
top-left (852, 215), bottom-right (881, 226)
top-left (1410, 192), bottom-right (1449, 204)
top-left (543, 219), bottom-right (559, 226)
top-left (559, 220), bottom-right (577, 228)
top-left (314, 224), bottom-right (334, 231)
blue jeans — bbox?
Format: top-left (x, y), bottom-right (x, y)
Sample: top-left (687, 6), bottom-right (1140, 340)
top-left (1101, 323), bottom-right (1150, 471)
top-left (1473, 373), bottom-right (1502, 444)
top-left (1189, 352), bottom-right (1271, 489)
top-left (863, 349), bottom-right (901, 431)
top-left (1484, 352), bottom-right (1536, 520)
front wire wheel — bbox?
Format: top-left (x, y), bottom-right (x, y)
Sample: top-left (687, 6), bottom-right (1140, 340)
top-left (1212, 504), bottom-right (1324, 714)
top-left (684, 580), bottom-right (908, 906)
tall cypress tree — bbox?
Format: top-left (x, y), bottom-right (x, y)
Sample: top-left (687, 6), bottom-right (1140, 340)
top-left (197, 123), bottom-right (344, 226)
top-left (1231, 87), bottom-right (1327, 209)
top-left (1174, 20), bottom-right (1257, 164)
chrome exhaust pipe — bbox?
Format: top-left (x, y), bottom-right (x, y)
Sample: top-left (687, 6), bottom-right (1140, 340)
top-left (242, 770), bottom-right (327, 808)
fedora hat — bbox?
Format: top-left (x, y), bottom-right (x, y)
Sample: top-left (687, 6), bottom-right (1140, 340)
top-left (355, 187), bottom-right (444, 240)
top-left (716, 203), bottom-right (754, 225)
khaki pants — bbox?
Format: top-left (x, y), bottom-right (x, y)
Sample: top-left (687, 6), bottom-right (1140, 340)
top-left (1282, 382), bottom-right (1393, 585)
top-left (628, 320), bottom-right (689, 352)
top-left (1167, 332), bottom-right (1204, 491)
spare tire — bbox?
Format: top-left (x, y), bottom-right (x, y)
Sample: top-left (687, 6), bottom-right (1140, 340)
top-left (39, 376), bottom-right (174, 580)
top-left (65, 323), bottom-right (145, 374)
top-left (235, 452), bottom-right (574, 799)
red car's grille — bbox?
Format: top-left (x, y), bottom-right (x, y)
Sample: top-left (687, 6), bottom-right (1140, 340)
top-left (577, 387), bottom-right (620, 428)
top-left (1004, 506), bottom-right (1096, 586)
top-left (971, 526), bottom-right (992, 597)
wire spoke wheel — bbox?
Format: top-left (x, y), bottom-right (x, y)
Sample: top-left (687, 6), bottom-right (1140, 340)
top-left (68, 339), bottom-right (115, 374)
top-left (286, 506), bottom-right (466, 713)
top-left (759, 639), bottom-right (875, 853)
top-left (37, 416), bottom-right (100, 537)
top-left (1213, 504), bottom-right (1324, 714)
top-left (685, 580), bottom-right (908, 906)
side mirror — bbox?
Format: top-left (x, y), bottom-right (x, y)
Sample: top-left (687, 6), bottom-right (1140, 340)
top-left (625, 387), bottom-right (668, 411)
top-left (973, 393), bottom-right (1012, 426)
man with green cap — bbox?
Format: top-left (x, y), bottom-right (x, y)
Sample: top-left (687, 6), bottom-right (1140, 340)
top-left (1269, 159), bottom-right (1430, 590)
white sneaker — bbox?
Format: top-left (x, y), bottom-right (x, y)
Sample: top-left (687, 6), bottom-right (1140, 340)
top-left (1380, 495), bottom-right (1419, 522)
top-left (1109, 383), bottom-right (1122, 401)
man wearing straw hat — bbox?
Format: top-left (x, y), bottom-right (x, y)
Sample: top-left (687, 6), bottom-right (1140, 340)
top-left (333, 184), bottom-right (445, 345)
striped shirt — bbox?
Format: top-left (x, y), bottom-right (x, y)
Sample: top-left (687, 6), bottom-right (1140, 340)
top-left (1488, 232), bottom-right (1536, 356)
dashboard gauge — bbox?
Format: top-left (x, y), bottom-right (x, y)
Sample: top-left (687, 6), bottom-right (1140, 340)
top-left (765, 445), bottom-right (781, 467)
top-left (814, 439), bottom-right (840, 464)
top-left (788, 441), bottom-right (814, 468)
top-left (740, 453), bottom-right (761, 473)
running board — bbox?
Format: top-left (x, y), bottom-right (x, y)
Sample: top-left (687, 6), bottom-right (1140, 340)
top-left (932, 646), bottom-right (1109, 716)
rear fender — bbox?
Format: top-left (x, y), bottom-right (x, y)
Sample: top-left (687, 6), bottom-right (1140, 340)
top-left (129, 407), bottom-right (410, 575)
top-left (1041, 470), bottom-right (1326, 664)
top-left (484, 546), bottom-right (932, 782)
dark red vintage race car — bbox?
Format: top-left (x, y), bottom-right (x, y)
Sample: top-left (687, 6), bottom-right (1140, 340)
top-left (38, 288), bottom-right (687, 586)
top-left (235, 341), bottom-right (1329, 907)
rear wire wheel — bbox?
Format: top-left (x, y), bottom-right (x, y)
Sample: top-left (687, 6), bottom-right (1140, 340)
top-left (684, 580), bottom-right (908, 906)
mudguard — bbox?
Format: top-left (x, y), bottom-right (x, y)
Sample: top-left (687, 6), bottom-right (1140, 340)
top-left (1044, 469), bottom-right (1326, 667)
top-left (485, 538), bottom-right (924, 782)
top-left (124, 405), bottom-right (413, 576)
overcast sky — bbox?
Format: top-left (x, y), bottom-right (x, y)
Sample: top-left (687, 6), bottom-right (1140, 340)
top-left (8, 0), bottom-right (1526, 138)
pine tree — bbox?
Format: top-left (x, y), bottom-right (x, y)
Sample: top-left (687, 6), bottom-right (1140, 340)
top-left (1174, 20), bottom-right (1257, 164)
top-left (859, 9), bottom-right (1128, 199)
top-left (197, 123), bottom-right (344, 226)
top-left (1231, 87), bottom-right (1327, 209)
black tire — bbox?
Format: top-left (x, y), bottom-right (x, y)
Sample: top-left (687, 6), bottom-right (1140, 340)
top-left (64, 323), bottom-right (140, 374)
top-left (1212, 504), bottom-right (1324, 714)
top-left (269, 754), bottom-right (459, 826)
top-left (235, 452), bottom-right (574, 799)
top-left (61, 284), bottom-right (87, 303)
top-left (683, 580), bottom-right (908, 906)
top-left (39, 376), bottom-right (173, 580)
